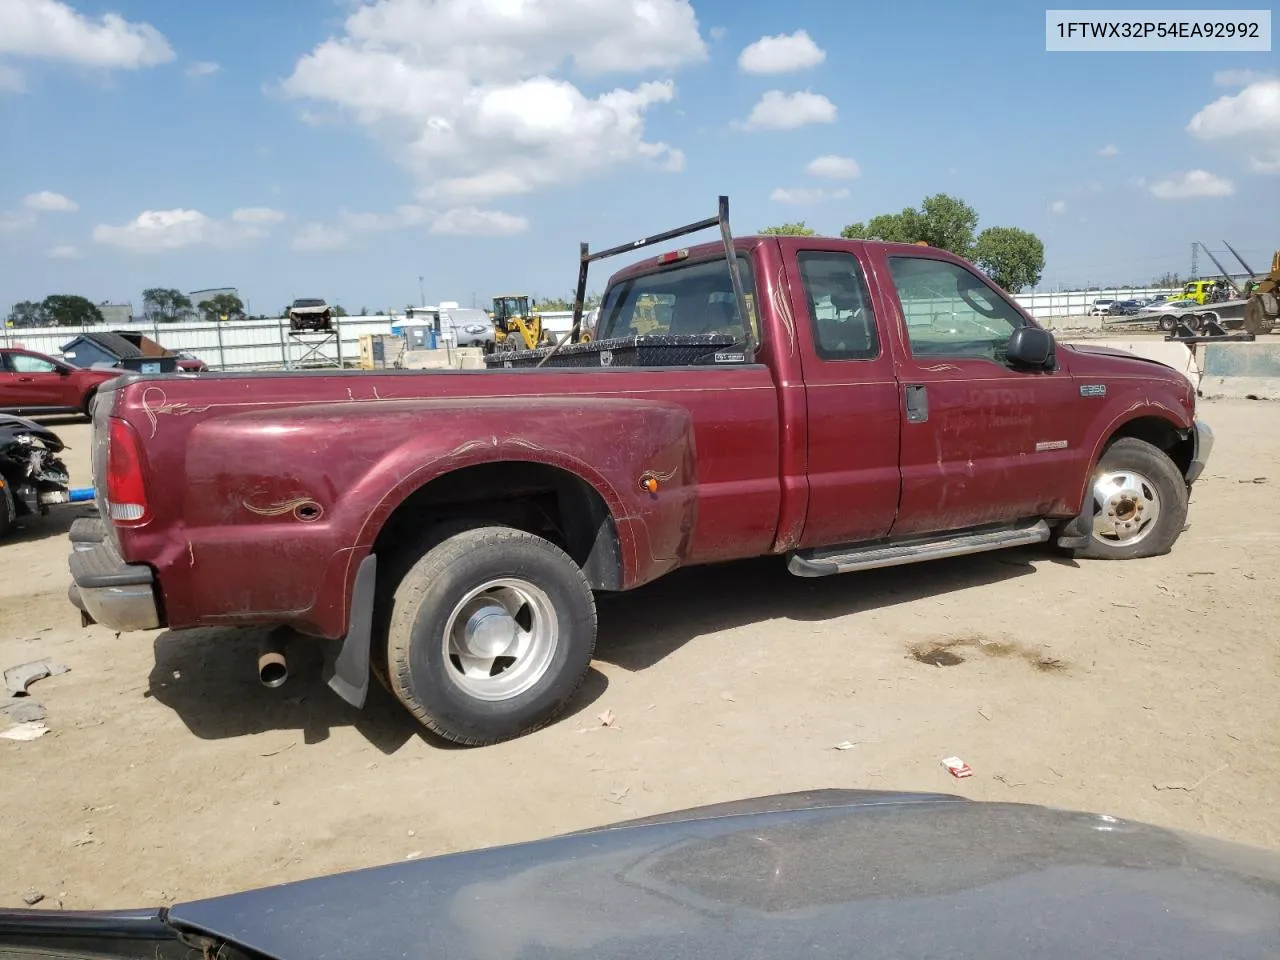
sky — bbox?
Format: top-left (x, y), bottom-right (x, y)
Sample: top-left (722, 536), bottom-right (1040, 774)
top-left (0, 0), bottom-right (1277, 315)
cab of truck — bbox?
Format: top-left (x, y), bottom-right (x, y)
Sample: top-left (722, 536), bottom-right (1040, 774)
top-left (1182, 280), bottom-right (1215, 304)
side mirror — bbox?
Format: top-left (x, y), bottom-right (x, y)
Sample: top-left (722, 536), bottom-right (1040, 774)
top-left (1006, 326), bottom-right (1055, 369)
top-left (57, 365), bottom-right (71, 376)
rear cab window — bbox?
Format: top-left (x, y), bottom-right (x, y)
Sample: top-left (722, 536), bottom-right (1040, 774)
top-left (795, 251), bottom-right (880, 361)
top-left (886, 256), bottom-right (1028, 362)
top-left (597, 254), bottom-right (758, 344)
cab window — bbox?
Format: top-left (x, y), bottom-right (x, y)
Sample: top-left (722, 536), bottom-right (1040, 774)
top-left (796, 251), bottom-right (880, 360)
top-left (597, 254), bottom-right (757, 342)
top-left (887, 256), bottom-right (1027, 361)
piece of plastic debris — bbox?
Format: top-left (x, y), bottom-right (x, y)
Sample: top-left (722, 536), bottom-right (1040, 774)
top-left (0, 721), bottom-right (49, 741)
top-left (4, 659), bottom-right (70, 697)
top-left (1, 698), bottom-right (47, 724)
top-left (941, 756), bottom-right (973, 778)
top-left (596, 709), bottom-right (617, 728)
top-left (833, 741), bottom-right (858, 751)
top-left (977, 706), bottom-right (993, 721)
top-left (69, 831), bottom-right (97, 847)
top-left (22, 890), bottom-right (44, 906)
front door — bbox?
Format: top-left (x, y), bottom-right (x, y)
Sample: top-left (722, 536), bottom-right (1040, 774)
top-left (872, 252), bottom-right (1084, 537)
top-left (0, 351), bottom-right (67, 409)
top-left (787, 245), bottom-right (902, 548)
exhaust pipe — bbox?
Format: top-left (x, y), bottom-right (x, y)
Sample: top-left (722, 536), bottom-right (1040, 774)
top-left (257, 630), bottom-right (289, 689)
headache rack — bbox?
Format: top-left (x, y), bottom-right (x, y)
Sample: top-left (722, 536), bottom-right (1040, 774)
top-left (486, 196), bottom-right (756, 370)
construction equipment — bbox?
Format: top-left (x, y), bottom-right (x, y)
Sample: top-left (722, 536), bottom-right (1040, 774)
top-left (490, 295), bottom-right (547, 352)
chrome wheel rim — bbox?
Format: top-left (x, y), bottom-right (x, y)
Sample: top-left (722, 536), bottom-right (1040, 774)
top-left (1091, 469), bottom-right (1162, 546)
top-left (441, 578), bottom-right (558, 701)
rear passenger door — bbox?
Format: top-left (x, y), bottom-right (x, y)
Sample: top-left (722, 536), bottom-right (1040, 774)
top-left (872, 252), bottom-right (1084, 537)
top-left (788, 246), bottom-right (902, 548)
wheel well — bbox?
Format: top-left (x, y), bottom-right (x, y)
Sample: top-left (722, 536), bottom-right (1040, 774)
top-left (1104, 416), bottom-right (1194, 476)
top-left (371, 461), bottom-right (624, 591)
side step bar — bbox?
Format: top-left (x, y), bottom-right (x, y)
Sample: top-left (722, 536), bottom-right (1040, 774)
top-left (787, 520), bottom-right (1051, 578)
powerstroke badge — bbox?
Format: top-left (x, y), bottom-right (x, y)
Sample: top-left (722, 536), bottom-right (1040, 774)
top-left (1080, 384), bottom-right (1107, 397)
top-left (1036, 440), bottom-right (1069, 452)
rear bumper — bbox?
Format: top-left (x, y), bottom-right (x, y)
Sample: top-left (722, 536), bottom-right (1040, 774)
top-left (1186, 418), bottom-right (1214, 485)
top-left (67, 516), bottom-right (161, 631)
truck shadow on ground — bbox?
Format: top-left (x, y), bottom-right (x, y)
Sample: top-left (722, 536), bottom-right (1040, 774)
top-left (594, 546), bottom-right (1070, 672)
top-left (145, 545), bottom-right (1067, 752)
top-left (4, 504), bottom-right (80, 545)
top-left (145, 627), bottom-right (610, 754)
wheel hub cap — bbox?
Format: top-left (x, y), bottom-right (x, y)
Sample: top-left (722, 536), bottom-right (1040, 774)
top-left (442, 578), bottom-right (559, 702)
top-left (1091, 469), bottom-right (1162, 545)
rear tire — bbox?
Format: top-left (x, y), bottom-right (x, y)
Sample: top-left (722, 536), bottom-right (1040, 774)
top-left (1075, 438), bottom-right (1188, 561)
top-left (384, 525), bottom-right (597, 745)
top-left (1157, 314), bottom-right (1177, 332)
top-left (82, 389), bottom-right (98, 421)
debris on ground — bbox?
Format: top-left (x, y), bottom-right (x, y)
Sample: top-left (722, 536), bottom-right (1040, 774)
top-left (0, 721), bottom-right (49, 741)
top-left (833, 740), bottom-right (859, 751)
top-left (941, 756), bottom-right (973, 778)
top-left (596, 709), bottom-right (617, 728)
top-left (4, 659), bottom-right (70, 697)
top-left (1153, 764), bottom-right (1229, 792)
top-left (1, 698), bottom-right (47, 725)
top-left (22, 890), bottom-right (44, 906)
top-left (978, 706), bottom-right (993, 721)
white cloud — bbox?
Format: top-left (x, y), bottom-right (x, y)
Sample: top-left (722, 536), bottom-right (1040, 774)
top-left (430, 207), bottom-right (529, 235)
top-left (47, 244), bottom-right (79, 259)
top-left (738, 29), bottom-right (824, 74)
top-left (737, 90), bottom-right (836, 130)
top-left (231, 206), bottom-right (286, 224)
top-left (1049, 199), bottom-right (1066, 214)
top-left (0, 211), bottom-right (36, 232)
top-left (1250, 149), bottom-right (1280, 173)
top-left (280, 0), bottom-right (703, 226)
top-left (1214, 69), bottom-right (1275, 87)
top-left (23, 190), bottom-right (77, 212)
top-left (185, 60), bottom-right (220, 78)
top-left (770, 186), bottom-right (849, 204)
top-left (805, 154), bottom-right (860, 179)
top-left (1097, 143), bottom-right (1119, 157)
top-left (0, 62), bottom-right (24, 92)
top-left (0, 0), bottom-right (173, 69)
top-left (291, 223), bottom-right (349, 252)
top-left (1149, 169), bottom-right (1235, 199)
top-left (1187, 79), bottom-right (1280, 173)
top-left (93, 207), bottom-right (285, 252)
top-left (709, 26), bottom-right (727, 42)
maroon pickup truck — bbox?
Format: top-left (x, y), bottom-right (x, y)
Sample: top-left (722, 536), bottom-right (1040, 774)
top-left (67, 198), bottom-right (1211, 746)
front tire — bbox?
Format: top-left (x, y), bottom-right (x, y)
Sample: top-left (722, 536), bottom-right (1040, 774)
top-left (385, 525), bottom-right (597, 745)
top-left (1076, 438), bottom-right (1188, 561)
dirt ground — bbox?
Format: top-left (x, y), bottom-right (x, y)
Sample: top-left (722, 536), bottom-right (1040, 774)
top-left (2, 399), bottom-right (1278, 910)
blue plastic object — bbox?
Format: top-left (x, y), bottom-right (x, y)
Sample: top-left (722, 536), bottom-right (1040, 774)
top-left (68, 486), bottom-right (95, 503)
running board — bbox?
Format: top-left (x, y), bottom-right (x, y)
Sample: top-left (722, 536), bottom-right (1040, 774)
top-left (787, 520), bottom-right (1051, 578)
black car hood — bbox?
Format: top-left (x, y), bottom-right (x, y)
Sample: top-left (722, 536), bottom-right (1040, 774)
top-left (157, 790), bottom-right (1280, 960)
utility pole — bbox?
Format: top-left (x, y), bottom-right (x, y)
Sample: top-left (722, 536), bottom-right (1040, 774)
top-left (1190, 242), bottom-right (1199, 280)
top-left (418, 276), bottom-right (425, 307)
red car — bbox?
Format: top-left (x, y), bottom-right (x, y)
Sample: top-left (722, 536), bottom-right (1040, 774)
top-left (0, 347), bottom-right (123, 418)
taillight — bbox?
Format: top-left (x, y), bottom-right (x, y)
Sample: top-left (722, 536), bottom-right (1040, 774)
top-left (106, 417), bottom-right (149, 525)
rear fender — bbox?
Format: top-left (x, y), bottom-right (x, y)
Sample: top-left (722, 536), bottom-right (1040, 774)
top-left (176, 396), bottom-right (696, 635)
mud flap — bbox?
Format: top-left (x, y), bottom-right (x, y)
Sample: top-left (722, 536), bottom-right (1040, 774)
top-left (327, 554), bottom-right (377, 709)
top-left (1055, 510), bottom-right (1090, 550)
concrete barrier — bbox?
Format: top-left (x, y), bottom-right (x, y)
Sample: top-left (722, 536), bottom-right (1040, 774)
top-left (1197, 341), bottom-right (1280, 400)
top-left (1062, 337), bottom-right (1199, 389)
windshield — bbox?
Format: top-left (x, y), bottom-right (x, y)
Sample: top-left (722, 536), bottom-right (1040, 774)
top-left (493, 297), bottom-right (528, 321)
top-left (597, 255), bottom-right (757, 342)
top-left (292, 299), bottom-right (326, 308)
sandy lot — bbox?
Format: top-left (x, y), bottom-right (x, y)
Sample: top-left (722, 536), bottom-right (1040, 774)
top-left (2, 400), bottom-right (1278, 910)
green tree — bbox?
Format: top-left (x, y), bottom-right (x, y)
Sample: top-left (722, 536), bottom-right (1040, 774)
top-left (842, 194), bottom-right (979, 257)
top-left (332, 305), bottom-right (349, 317)
top-left (359, 306), bottom-right (369, 316)
top-left (39, 295), bottom-right (105, 327)
top-left (143, 288), bottom-right (194, 323)
top-left (197, 292), bottom-right (246, 322)
top-left (973, 227), bottom-right (1045, 293)
top-left (6, 300), bottom-right (44, 328)
top-left (759, 222), bottom-right (816, 236)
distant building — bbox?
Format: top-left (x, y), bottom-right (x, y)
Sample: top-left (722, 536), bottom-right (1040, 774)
top-left (98, 301), bottom-right (134, 324)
